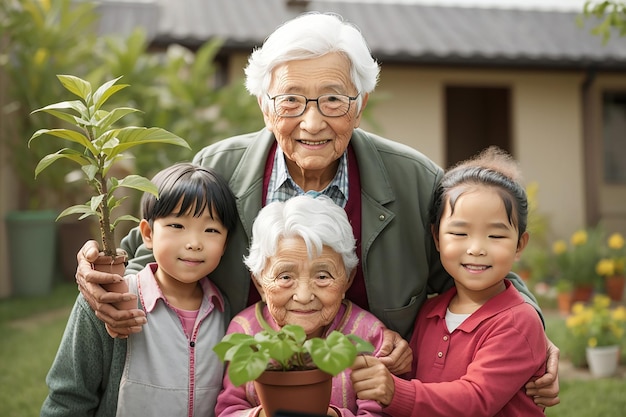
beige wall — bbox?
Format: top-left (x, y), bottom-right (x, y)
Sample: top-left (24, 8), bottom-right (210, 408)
top-left (366, 65), bottom-right (588, 240)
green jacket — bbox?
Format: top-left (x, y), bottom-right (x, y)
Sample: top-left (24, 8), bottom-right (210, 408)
top-left (123, 128), bottom-right (539, 338)
top-left (41, 295), bottom-right (126, 417)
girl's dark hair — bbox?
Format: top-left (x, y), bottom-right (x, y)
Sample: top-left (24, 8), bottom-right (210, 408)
top-left (430, 146), bottom-right (528, 240)
top-left (141, 163), bottom-right (237, 233)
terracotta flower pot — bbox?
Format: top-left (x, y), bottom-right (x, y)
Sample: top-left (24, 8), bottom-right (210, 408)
top-left (572, 284), bottom-right (593, 303)
top-left (605, 275), bottom-right (625, 302)
top-left (557, 292), bottom-right (573, 316)
top-left (91, 250), bottom-right (135, 310)
top-left (254, 368), bottom-right (332, 417)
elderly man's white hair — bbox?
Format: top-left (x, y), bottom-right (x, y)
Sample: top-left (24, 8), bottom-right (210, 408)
top-left (244, 195), bottom-right (359, 280)
top-left (244, 11), bottom-right (380, 113)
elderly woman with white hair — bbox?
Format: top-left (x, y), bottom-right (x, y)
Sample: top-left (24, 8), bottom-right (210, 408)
top-left (216, 195), bottom-right (385, 417)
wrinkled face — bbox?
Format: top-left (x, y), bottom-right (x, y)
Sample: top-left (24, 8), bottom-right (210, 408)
top-left (140, 201), bottom-right (228, 287)
top-left (255, 237), bottom-right (353, 338)
top-left (262, 53), bottom-right (367, 178)
top-left (434, 187), bottom-right (528, 295)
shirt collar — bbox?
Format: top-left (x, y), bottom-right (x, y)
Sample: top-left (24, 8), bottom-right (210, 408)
top-left (138, 263), bottom-right (225, 313)
top-left (267, 144), bottom-right (349, 207)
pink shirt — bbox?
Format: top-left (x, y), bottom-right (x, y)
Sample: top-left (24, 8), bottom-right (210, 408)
top-left (386, 280), bottom-right (546, 417)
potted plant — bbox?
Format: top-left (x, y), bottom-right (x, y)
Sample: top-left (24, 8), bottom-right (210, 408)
top-left (551, 228), bottom-right (603, 302)
top-left (566, 294), bottom-right (626, 377)
top-left (28, 74), bottom-right (190, 302)
top-left (596, 232), bottom-right (626, 302)
top-left (555, 278), bottom-right (574, 316)
top-left (213, 323), bottom-right (374, 416)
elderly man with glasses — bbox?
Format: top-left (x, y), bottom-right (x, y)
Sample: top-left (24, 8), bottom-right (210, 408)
top-left (74, 11), bottom-right (560, 408)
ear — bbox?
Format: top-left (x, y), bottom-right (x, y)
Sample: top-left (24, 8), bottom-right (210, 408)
top-left (353, 92), bottom-right (369, 128)
top-left (259, 96), bottom-right (274, 132)
top-left (139, 219), bottom-right (154, 249)
top-left (251, 273), bottom-right (266, 302)
top-left (514, 231), bottom-right (530, 261)
top-left (431, 224), bottom-right (441, 252)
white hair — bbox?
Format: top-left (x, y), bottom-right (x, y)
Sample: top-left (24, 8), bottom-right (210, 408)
top-left (244, 12), bottom-right (380, 112)
top-left (244, 195), bottom-right (359, 280)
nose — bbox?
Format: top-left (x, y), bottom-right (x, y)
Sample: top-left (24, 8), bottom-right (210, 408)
top-left (292, 280), bottom-right (315, 303)
top-left (299, 102), bottom-right (326, 133)
top-left (466, 240), bottom-right (486, 256)
top-left (185, 240), bottom-right (203, 251)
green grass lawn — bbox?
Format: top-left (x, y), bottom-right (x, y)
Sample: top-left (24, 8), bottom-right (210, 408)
top-left (1, 283), bottom-right (624, 417)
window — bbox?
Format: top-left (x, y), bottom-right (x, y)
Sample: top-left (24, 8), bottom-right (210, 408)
top-left (603, 92), bottom-right (626, 184)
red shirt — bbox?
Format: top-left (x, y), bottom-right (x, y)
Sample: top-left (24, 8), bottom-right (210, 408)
top-left (386, 280), bottom-right (547, 417)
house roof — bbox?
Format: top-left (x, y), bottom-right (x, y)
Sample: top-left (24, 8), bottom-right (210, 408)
top-left (97, 0), bottom-right (626, 70)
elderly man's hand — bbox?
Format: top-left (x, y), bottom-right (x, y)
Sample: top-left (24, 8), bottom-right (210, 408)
top-left (525, 336), bottom-right (561, 407)
top-left (376, 328), bottom-right (412, 375)
top-left (76, 240), bottom-right (147, 338)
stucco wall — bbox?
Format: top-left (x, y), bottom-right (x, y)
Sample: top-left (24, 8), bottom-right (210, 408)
top-left (368, 65), bottom-right (587, 240)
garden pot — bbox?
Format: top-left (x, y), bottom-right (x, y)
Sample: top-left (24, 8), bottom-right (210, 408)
top-left (91, 251), bottom-right (135, 310)
top-left (5, 210), bottom-right (58, 296)
top-left (557, 292), bottom-right (573, 316)
top-left (254, 368), bottom-right (332, 417)
top-left (572, 284), bottom-right (593, 303)
top-left (604, 275), bottom-right (625, 302)
top-left (586, 345), bottom-right (620, 378)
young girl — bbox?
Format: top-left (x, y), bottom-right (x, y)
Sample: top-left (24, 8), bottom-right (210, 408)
top-left (41, 163), bottom-right (238, 417)
top-left (351, 147), bottom-right (547, 417)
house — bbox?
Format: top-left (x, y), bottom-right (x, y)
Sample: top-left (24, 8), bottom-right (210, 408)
top-left (2, 0), bottom-right (626, 296)
top-left (97, 0), bottom-right (626, 239)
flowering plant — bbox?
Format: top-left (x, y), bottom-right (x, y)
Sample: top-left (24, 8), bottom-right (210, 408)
top-left (595, 233), bottom-right (625, 278)
top-left (552, 228), bottom-right (603, 286)
top-left (566, 295), bottom-right (626, 348)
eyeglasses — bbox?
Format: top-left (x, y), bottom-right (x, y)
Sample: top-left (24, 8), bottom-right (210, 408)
top-left (267, 93), bottom-right (360, 118)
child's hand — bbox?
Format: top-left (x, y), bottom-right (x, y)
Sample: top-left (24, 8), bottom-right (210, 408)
top-left (350, 355), bottom-right (395, 406)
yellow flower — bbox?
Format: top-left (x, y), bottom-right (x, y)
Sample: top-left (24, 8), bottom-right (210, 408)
top-left (596, 258), bottom-right (615, 276)
top-left (571, 230), bottom-right (588, 246)
top-left (552, 240), bottom-right (567, 255)
top-left (588, 337), bottom-right (598, 347)
top-left (608, 233), bottom-right (624, 250)
top-left (613, 306), bottom-right (626, 322)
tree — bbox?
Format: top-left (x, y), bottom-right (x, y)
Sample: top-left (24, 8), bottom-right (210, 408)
top-left (580, 0), bottom-right (626, 42)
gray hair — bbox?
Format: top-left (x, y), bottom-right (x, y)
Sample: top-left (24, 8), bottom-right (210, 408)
top-left (244, 195), bottom-right (359, 280)
top-left (244, 12), bottom-right (380, 112)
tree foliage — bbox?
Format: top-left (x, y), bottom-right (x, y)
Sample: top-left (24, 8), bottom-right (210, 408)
top-left (580, 0), bottom-right (626, 42)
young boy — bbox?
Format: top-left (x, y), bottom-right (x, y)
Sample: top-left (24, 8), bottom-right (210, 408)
top-left (41, 163), bottom-right (238, 417)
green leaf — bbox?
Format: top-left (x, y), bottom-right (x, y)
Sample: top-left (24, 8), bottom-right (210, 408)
top-left (112, 214), bottom-right (140, 228)
top-left (116, 175), bottom-right (158, 196)
top-left (96, 107), bottom-right (140, 131)
top-left (91, 76), bottom-right (128, 111)
top-left (227, 345), bottom-right (270, 387)
top-left (57, 204), bottom-right (98, 220)
top-left (57, 74), bottom-right (92, 100)
top-left (29, 128), bottom-right (96, 155)
top-left (105, 127), bottom-right (191, 156)
top-left (33, 150), bottom-right (90, 177)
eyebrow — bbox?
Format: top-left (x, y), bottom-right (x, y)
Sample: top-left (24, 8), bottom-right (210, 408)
top-left (447, 220), bottom-right (513, 230)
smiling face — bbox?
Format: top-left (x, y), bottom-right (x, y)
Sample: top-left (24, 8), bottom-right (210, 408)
top-left (255, 236), bottom-right (353, 338)
top-left (434, 186), bottom-right (528, 298)
top-left (140, 201), bottom-right (228, 288)
top-left (262, 53), bottom-right (368, 188)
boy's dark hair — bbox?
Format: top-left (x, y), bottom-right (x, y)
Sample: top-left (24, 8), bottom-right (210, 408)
top-left (430, 146), bottom-right (528, 240)
top-left (141, 162), bottom-right (237, 233)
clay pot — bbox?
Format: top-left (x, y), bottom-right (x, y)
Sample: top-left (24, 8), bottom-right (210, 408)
top-left (254, 368), bottom-right (332, 417)
top-left (605, 275), bottom-right (625, 302)
top-left (91, 250), bottom-right (135, 310)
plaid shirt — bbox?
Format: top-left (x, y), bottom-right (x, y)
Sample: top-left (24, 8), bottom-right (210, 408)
top-left (265, 145), bottom-right (349, 208)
